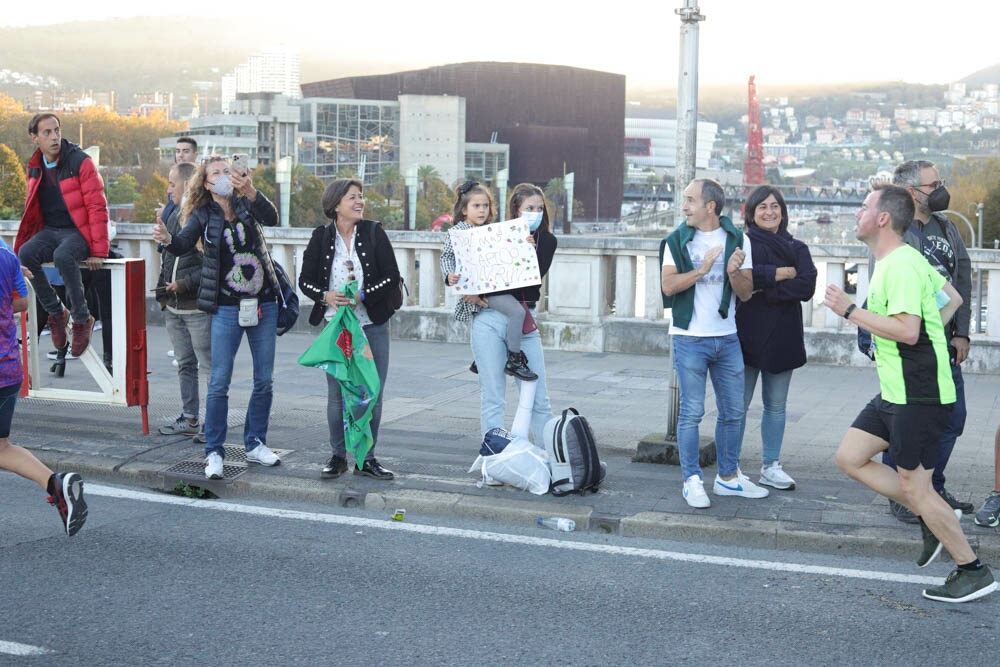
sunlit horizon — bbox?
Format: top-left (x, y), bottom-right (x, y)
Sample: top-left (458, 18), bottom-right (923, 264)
top-left (3, 1), bottom-right (999, 87)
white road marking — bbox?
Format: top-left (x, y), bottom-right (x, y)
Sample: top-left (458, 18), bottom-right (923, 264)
top-left (0, 640), bottom-right (53, 655)
top-left (88, 484), bottom-right (942, 586)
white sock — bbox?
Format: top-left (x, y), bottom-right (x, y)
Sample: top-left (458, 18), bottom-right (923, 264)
top-left (510, 380), bottom-right (538, 439)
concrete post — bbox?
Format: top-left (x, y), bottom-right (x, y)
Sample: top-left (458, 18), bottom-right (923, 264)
top-left (614, 255), bottom-right (637, 318)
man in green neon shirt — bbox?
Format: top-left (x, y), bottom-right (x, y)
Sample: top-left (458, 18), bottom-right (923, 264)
top-left (825, 184), bottom-right (995, 604)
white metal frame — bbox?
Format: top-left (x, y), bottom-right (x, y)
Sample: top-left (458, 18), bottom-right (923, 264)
top-left (22, 259), bottom-right (132, 404)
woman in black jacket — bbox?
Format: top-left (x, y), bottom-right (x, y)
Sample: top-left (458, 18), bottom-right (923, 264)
top-left (736, 185), bottom-right (817, 492)
top-left (153, 155), bottom-right (282, 480)
top-left (298, 178), bottom-right (401, 481)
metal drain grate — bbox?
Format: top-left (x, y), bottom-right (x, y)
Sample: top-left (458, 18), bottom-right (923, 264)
top-left (159, 444), bottom-right (293, 484)
top-left (162, 459), bottom-right (248, 479)
top-left (221, 444), bottom-right (293, 463)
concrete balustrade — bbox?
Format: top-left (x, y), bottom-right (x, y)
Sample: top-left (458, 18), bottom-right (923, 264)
top-left (4, 221), bottom-right (998, 371)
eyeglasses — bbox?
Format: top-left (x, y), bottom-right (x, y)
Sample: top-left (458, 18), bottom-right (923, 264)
top-left (345, 259), bottom-right (355, 281)
top-left (915, 180), bottom-right (945, 190)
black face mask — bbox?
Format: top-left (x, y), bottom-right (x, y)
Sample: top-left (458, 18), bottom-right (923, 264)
top-left (927, 185), bottom-right (950, 212)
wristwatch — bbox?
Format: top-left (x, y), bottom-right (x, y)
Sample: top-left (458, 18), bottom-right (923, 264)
top-left (843, 304), bottom-right (857, 320)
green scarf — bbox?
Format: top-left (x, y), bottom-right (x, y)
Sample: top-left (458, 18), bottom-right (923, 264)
top-left (659, 215), bottom-right (744, 330)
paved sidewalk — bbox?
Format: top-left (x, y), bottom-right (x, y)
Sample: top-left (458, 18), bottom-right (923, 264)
top-left (19, 324), bottom-right (1000, 562)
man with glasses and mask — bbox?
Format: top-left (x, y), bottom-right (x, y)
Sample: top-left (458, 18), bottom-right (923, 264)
top-left (876, 160), bottom-right (973, 523)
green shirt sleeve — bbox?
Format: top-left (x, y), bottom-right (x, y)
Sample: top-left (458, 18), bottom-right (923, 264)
top-left (884, 251), bottom-right (944, 318)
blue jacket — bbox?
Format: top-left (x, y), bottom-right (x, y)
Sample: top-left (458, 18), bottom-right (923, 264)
top-left (735, 226), bottom-right (816, 373)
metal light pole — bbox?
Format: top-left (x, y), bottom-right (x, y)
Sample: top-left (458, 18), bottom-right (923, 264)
top-left (405, 166), bottom-right (418, 230)
top-left (667, 0), bottom-right (704, 439)
top-left (497, 168), bottom-right (509, 220)
top-left (673, 0), bottom-right (704, 228)
top-left (275, 156), bottom-right (292, 227)
top-left (977, 202), bottom-right (985, 333)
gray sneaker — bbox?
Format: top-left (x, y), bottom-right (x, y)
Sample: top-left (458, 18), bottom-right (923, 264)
top-left (975, 491), bottom-right (1000, 527)
top-left (922, 565), bottom-right (998, 603)
top-left (917, 509), bottom-right (962, 568)
top-left (889, 499), bottom-right (919, 524)
top-left (159, 416), bottom-right (200, 436)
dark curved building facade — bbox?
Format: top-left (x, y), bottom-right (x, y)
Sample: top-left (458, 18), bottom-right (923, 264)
top-left (301, 62), bottom-right (624, 221)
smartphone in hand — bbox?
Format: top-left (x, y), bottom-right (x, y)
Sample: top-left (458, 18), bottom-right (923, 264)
top-left (232, 153), bottom-right (249, 176)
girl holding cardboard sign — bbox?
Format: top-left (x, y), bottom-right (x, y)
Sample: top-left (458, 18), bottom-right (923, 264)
top-left (441, 180), bottom-right (537, 381)
top-left (442, 182), bottom-right (557, 447)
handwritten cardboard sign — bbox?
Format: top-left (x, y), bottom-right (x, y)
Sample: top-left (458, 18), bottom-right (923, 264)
top-left (448, 218), bottom-right (541, 295)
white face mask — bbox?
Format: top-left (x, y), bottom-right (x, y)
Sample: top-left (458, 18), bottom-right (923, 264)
top-left (209, 174), bottom-right (233, 198)
top-left (522, 211), bottom-right (543, 232)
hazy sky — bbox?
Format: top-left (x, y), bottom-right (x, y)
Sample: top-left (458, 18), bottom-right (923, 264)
top-left (4, 0), bottom-right (999, 87)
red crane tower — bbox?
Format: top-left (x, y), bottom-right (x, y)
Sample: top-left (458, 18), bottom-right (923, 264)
top-left (744, 75), bottom-right (766, 188)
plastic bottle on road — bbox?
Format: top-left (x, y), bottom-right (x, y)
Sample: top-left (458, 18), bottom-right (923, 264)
top-left (537, 517), bottom-right (575, 532)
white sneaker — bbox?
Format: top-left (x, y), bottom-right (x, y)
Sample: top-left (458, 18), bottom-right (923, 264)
top-left (714, 469), bottom-right (770, 498)
top-left (247, 443), bottom-right (280, 466)
top-left (204, 452), bottom-right (224, 479)
top-left (759, 462), bottom-right (796, 490)
top-left (683, 474), bottom-right (711, 508)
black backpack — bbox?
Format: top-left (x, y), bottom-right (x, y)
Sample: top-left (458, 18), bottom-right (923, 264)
top-left (543, 408), bottom-right (606, 496)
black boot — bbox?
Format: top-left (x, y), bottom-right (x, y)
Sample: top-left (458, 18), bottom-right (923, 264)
top-left (469, 360), bottom-right (478, 374)
top-left (504, 350), bottom-right (538, 381)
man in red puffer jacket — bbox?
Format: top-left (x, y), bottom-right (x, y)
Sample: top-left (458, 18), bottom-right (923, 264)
top-left (15, 113), bottom-right (109, 358)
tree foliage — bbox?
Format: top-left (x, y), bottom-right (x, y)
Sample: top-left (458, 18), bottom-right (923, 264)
top-left (0, 104), bottom-right (181, 170)
top-left (947, 158), bottom-right (1000, 248)
top-left (135, 172), bottom-right (167, 224)
top-left (252, 163), bottom-right (326, 228)
top-left (0, 142), bottom-right (26, 219)
top-left (106, 173), bottom-right (139, 205)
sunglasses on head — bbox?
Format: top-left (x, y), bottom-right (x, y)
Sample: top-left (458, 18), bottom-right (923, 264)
top-left (458, 180), bottom-right (480, 196)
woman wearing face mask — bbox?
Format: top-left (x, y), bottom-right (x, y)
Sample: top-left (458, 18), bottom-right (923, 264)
top-left (153, 155), bottom-right (282, 480)
top-left (459, 182), bottom-right (557, 444)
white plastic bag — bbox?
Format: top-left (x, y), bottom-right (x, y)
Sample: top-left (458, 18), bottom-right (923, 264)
top-left (468, 438), bottom-right (551, 495)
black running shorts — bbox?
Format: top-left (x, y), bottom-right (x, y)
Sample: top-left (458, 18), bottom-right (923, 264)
top-left (850, 394), bottom-right (953, 471)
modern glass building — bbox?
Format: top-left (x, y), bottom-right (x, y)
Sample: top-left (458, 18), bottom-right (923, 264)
top-left (302, 62), bottom-right (624, 220)
top-left (297, 99), bottom-right (400, 182)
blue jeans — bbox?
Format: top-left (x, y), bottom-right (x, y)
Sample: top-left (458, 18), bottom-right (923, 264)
top-left (326, 320), bottom-right (389, 461)
top-left (471, 307), bottom-right (553, 444)
top-left (741, 366), bottom-right (794, 466)
top-left (882, 362), bottom-right (966, 491)
top-left (672, 334), bottom-right (745, 480)
top-left (203, 301), bottom-right (277, 458)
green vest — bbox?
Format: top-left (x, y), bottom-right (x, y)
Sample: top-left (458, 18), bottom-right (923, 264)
top-left (658, 216), bottom-right (744, 330)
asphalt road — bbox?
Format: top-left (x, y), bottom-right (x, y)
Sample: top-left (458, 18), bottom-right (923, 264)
top-left (1, 476), bottom-right (996, 666)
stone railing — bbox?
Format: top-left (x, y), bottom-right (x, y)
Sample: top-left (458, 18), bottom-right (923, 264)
top-left (4, 220), bottom-right (999, 372)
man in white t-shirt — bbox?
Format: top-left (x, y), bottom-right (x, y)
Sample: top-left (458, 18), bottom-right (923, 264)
top-left (661, 179), bottom-right (767, 508)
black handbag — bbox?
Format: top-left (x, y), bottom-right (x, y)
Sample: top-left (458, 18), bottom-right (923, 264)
top-left (272, 260), bottom-right (300, 336)
top-left (373, 221), bottom-right (407, 313)
top-left (254, 222), bottom-right (299, 336)
top-left (391, 276), bottom-right (407, 311)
